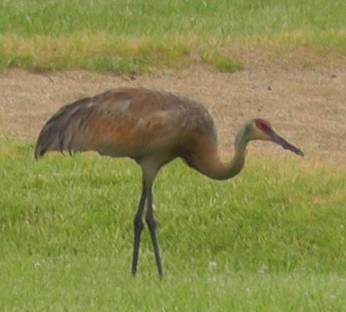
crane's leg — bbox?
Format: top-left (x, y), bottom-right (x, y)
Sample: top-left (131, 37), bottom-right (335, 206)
top-left (131, 182), bottom-right (147, 276)
top-left (145, 185), bottom-right (163, 277)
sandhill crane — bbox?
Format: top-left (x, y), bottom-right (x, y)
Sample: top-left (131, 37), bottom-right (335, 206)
top-left (34, 87), bottom-right (303, 277)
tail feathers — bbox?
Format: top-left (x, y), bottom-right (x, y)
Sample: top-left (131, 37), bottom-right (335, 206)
top-left (34, 97), bottom-right (93, 160)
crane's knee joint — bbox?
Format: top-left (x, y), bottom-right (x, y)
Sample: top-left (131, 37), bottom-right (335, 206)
top-left (133, 215), bottom-right (144, 230)
top-left (145, 216), bottom-right (157, 230)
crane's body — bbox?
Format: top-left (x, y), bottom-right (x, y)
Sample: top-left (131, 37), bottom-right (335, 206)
top-left (35, 87), bottom-right (303, 277)
top-left (35, 88), bottom-right (219, 179)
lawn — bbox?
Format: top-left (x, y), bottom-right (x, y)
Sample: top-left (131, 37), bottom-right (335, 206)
top-left (1, 0), bottom-right (346, 310)
top-left (1, 140), bottom-right (346, 311)
top-left (0, 0), bottom-right (346, 73)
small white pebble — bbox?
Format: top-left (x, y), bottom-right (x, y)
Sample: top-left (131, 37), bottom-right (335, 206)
top-left (33, 261), bottom-right (41, 269)
top-left (209, 261), bottom-right (217, 271)
top-left (257, 264), bottom-right (268, 274)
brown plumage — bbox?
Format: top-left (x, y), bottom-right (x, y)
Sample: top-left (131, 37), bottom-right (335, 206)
top-left (35, 87), bottom-right (304, 277)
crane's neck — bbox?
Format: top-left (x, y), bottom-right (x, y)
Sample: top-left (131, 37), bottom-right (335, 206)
top-left (194, 127), bottom-right (249, 181)
top-left (210, 143), bottom-right (247, 180)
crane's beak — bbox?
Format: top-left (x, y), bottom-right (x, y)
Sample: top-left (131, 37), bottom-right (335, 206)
top-left (267, 129), bottom-right (304, 157)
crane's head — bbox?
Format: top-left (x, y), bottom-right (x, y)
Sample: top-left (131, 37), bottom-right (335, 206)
top-left (241, 118), bottom-right (304, 156)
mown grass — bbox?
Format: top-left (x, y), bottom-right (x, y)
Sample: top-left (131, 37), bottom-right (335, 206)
top-left (1, 0), bottom-right (346, 73)
top-left (1, 139), bottom-right (346, 311)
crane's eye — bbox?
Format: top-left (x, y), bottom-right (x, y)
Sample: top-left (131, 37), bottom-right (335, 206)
top-left (255, 119), bottom-right (272, 133)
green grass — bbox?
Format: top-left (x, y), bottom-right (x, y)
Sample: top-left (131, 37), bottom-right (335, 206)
top-left (1, 0), bottom-right (346, 73)
top-left (1, 139), bottom-right (346, 311)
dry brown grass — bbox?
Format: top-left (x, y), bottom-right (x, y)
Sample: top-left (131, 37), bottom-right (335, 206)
top-left (1, 51), bottom-right (346, 166)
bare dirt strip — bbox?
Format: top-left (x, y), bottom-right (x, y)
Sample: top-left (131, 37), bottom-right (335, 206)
top-left (1, 59), bottom-right (346, 166)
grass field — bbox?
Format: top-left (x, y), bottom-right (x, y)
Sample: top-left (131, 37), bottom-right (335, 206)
top-left (1, 0), bottom-right (346, 73)
top-left (1, 0), bottom-right (346, 310)
top-left (1, 140), bottom-right (346, 311)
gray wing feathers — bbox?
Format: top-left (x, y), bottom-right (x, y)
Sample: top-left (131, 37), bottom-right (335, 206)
top-left (34, 97), bottom-right (94, 159)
